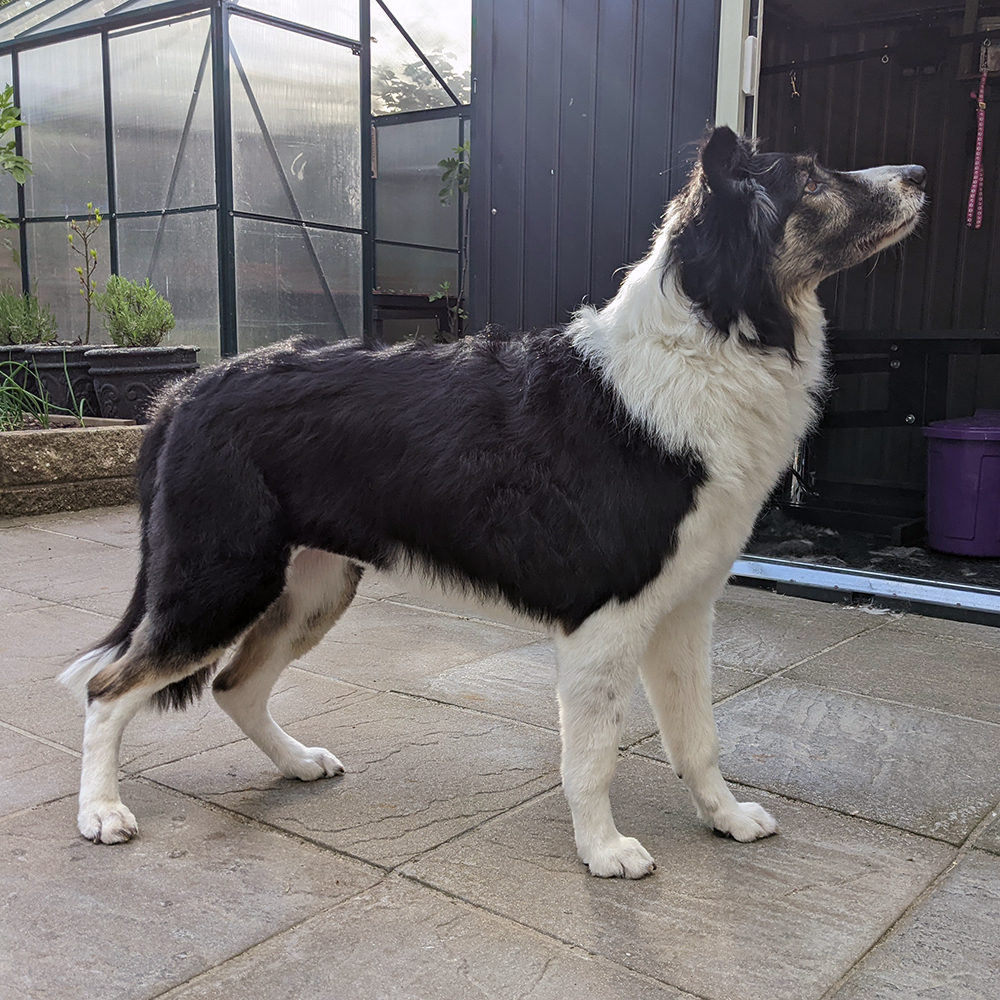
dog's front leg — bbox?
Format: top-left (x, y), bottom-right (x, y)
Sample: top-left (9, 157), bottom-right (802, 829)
top-left (640, 598), bottom-right (778, 841)
top-left (555, 610), bottom-right (654, 878)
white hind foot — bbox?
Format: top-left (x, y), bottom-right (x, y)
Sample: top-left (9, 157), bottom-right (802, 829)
top-left (707, 800), bottom-right (779, 842)
top-left (580, 835), bottom-right (656, 879)
top-left (78, 800), bottom-right (138, 844)
top-left (275, 743), bottom-right (344, 781)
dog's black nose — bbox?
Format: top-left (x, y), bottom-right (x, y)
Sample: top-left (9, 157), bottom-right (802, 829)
top-left (903, 165), bottom-right (927, 189)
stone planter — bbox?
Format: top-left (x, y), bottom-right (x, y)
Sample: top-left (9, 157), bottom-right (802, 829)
top-left (22, 344), bottom-right (100, 417)
top-left (85, 345), bottom-right (199, 423)
top-left (0, 423), bottom-right (144, 516)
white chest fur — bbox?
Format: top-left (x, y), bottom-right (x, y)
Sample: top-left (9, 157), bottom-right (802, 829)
top-left (570, 244), bottom-right (828, 604)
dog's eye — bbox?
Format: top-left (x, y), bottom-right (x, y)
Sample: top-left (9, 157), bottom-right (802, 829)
top-left (804, 178), bottom-right (821, 194)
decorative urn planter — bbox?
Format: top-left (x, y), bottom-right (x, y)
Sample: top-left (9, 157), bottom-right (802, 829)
top-left (22, 344), bottom-right (100, 416)
top-left (1, 345), bottom-right (29, 389)
top-left (85, 345), bottom-right (199, 423)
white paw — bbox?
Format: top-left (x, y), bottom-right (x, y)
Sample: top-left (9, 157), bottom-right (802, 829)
top-left (78, 801), bottom-right (138, 844)
top-left (711, 801), bottom-right (778, 842)
top-left (581, 836), bottom-right (656, 879)
top-left (278, 746), bottom-right (344, 781)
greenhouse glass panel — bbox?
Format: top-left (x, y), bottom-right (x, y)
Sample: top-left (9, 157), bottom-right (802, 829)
top-left (110, 14), bottom-right (215, 213)
top-left (0, 53), bottom-right (16, 222)
top-left (117, 210), bottom-right (220, 363)
top-left (377, 0), bottom-right (470, 104)
top-left (231, 0), bottom-right (360, 41)
top-left (0, 227), bottom-right (21, 293)
top-left (21, 0), bottom-right (123, 36)
top-left (0, 0), bottom-right (84, 43)
top-left (370, 2), bottom-right (456, 115)
top-left (375, 117), bottom-right (459, 249)
top-left (375, 242), bottom-right (456, 295)
top-left (27, 220), bottom-right (110, 343)
top-left (19, 34), bottom-right (107, 218)
top-left (235, 217), bottom-right (362, 351)
top-left (230, 15), bottom-right (361, 228)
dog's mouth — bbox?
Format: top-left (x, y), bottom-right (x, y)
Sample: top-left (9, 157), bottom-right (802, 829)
top-left (869, 205), bottom-right (924, 255)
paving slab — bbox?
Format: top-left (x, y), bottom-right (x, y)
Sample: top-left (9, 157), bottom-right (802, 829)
top-left (0, 523), bottom-right (131, 564)
top-left (0, 724), bottom-right (79, 818)
top-left (395, 640), bottom-right (763, 746)
top-left (21, 505), bottom-right (141, 548)
top-left (0, 780), bottom-right (381, 1000)
top-left (303, 597), bottom-right (540, 690)
top-left (159, 875), bottom-right (692, 1000)
top-left (711, 593), bottom-right (879, 673)
top-left (974, 809), bottom-right (1000, 856)
top-left (0, 600), bottom-right (115, 683)
top-left (635, 679), bottom-right (1000, 844)
top-left (142, 690), bottom-right (562, 868)
top-left (0, 587), bottom-right (54, 613)
top-left (403, 755), bottom-right (953, 1000)
top-left (882, 611), bottom-right (1000, 650)
top-left (1, 543), bottom-right (139, 605)
top-left (829, 850), bottom-right (1000, 1000)
top-left (786, 625), bottom-right (1000, 724)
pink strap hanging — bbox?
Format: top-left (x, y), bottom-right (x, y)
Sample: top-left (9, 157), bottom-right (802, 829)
top-left (967, 59), bottom-right (989, 230)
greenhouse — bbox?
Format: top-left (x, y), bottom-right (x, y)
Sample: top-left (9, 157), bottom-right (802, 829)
top-left (0, 0), bottom-right (471, 361)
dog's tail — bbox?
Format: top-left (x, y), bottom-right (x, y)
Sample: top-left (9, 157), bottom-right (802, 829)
top-left (58, 396), bottom-right (175, 705)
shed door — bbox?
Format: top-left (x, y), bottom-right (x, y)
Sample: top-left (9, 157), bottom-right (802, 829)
top-left (469, 0), bottom-right (723, 333)
top-left (716, 0), bottom-right (762, 137)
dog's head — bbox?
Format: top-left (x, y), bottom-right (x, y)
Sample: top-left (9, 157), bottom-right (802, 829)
top-left (671, 126), bottom-right (926, 357)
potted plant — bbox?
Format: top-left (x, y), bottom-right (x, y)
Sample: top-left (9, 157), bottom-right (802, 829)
top-left (85, 274), bottom-right (198, 423)
top-left (21, 205), bottom-right (105, 415)
top-left (0, 289), bottom-right (57, 390)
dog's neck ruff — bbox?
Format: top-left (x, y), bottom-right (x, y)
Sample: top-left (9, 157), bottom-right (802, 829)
top-left (569, 219), bottom-right (828, 493)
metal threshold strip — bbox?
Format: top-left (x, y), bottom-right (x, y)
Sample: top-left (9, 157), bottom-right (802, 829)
top-left (731, 556), bottom-right (1000, 624)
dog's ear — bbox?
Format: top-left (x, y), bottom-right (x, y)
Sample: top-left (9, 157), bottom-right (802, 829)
top-left (701, 127), bottom-right (750, 196)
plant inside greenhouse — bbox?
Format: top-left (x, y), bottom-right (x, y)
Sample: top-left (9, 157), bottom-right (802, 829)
top-left (95, 274), bottom-right (175, 349)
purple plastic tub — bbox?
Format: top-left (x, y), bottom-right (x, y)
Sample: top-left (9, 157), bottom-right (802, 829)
top-left (922, 409), bottom-right (1000, 557)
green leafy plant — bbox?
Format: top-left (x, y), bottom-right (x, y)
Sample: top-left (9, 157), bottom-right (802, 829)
top-left (438, 140), bottom-right (470, 205)
top-left (94, 274), bottom-right (175, 347)
top-left (0, 362), bottom-right (53, 429)
top-left (0, 83), bottom-right (31, 229)
top-left (0, 289), bottom-right (57, 345)
top-left (68, 203), bottom-right (102, 344)
top-left (431, 141), bottom-right (470, 339)
top-left (0, 377), bottom-right (21, 430)
top-left (0, 354), bottom-right (92, 429)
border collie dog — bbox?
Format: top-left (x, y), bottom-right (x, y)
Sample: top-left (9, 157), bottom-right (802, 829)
top-left (60, 127), bottom-right (925, 878)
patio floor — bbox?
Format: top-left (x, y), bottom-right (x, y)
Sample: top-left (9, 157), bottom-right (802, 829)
top-left (1, 506), bottom-right (998, 1000)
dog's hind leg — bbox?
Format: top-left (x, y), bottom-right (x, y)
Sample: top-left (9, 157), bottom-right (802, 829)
top-left (555, 606), bottom-right (655, 879)
top-left (212, 548), bottom-right (362, 780)
top-left (640, 596), bottom-right (778, 841)
top-left (71, 640), bottom-right (218, 844)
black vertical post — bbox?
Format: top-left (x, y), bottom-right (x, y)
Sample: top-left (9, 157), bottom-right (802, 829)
top-left (359, 0), bottom-right (373, 343)
top-left (11, 51), bottom-right (28, 296)
top-left (211, 0), bottom-right (237, 356)
top-left (102, 30), bottom-right (119, 274)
